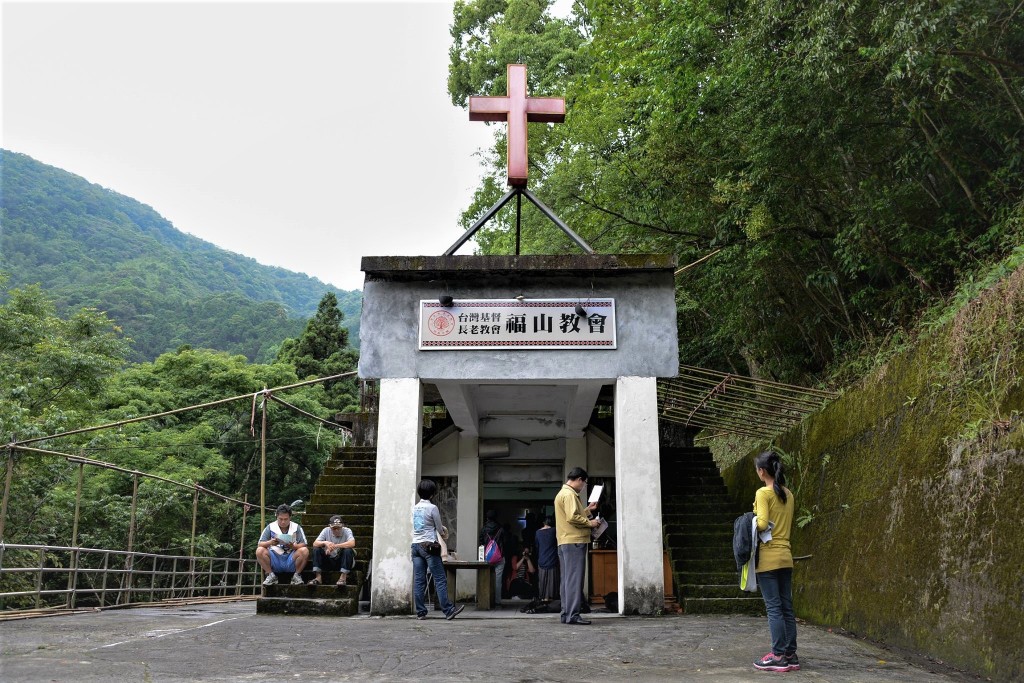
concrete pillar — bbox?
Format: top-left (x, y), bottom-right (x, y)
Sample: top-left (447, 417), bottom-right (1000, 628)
top-left (613, 376), bottom-right (664, 614)
top-left (455, 434), bottom-right (480, 600)
top-left (370, 378), bottom-right (422, 615)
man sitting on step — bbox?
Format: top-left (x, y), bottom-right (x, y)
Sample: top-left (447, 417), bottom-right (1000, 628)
top-left (309, 514), bottom-right (356, 587)
top-left (256, 503), bottom-right (309, 586)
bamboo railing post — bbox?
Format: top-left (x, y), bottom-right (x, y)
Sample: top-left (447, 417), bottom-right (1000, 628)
top-left (68, 460), bottom-right (84, 608)
top-left (189, 485), bottom-right (199, 597)
top-left (0, 448), bottom-right (15, 541)
top-left (123, 473), bottom-right (139, 605)
top-left (35, 547), bottom-right (45, 610)
top-left (100, 551), bottom-right (110, 607)
top-left (260, 390), bottom-right (268, 531)
top-left (237, 495), bottom-right (248, 595)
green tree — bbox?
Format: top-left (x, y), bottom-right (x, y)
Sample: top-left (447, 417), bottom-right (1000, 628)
top-left (448, 0), bottom-right (1024, 384)
top-left (276, 293), bottom-right (359, 411)
top-left (0, 279), bottom-right (130, 442)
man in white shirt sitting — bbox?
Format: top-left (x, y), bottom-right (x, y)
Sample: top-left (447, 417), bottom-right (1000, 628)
top-left (255, 503), bottom-right (309, 586)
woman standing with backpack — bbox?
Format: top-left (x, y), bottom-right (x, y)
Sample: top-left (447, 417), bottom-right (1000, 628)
top-left (752, 451), bottom-right (800, 672)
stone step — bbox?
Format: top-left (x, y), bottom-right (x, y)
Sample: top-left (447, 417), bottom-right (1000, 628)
top-left (301, 512), bottom-right (374, 526)
top-left (315, 475), bottom-right (376, 485)
top-left (300, 529), bottom-right (374, 544)
top-left (664, 531), bottom-right (734, 547)
top-left (311, 485), bottom-right (380, 495)
top-left (661, 460), bottom-right (718, 470)
top-left (264, 582), bottom-right (362, 598)
top-left (663, 519), bottom-right (735, 532)
top-left (673, 570), bottom-right (736, 585)
top-left (660, 461), bottom-right (720, 470)
top-left (305, 499), bottom-right (378, 509)
top-left (304, 500), bottom-right (374, 510)
top-left (256, 596), bottom-right (358, 617)
top-left (661, 456), bottom-right (718, 465)
top-left (660, 447), bottom-right (715, 455)
top-left (327, 446), bottom-right (376, 456)
top-left (672, 558), bottom-right (734, 573)
top-left (662, 499), bottom-right (738, 513)
top-left (319, 466), bottom-right (376, 476)
top-left (662, 512), bottom-right (740, 525)
top-left (682, 596), bottom-right (764, 615)
top-left (662, 484), bottom-right (730, 495)
top-left (679, 584), bottom-right (749, 599)
top-left (659, 475), bottom-right (725, 487)
top-left (661, 467), bottom-right (721, 476)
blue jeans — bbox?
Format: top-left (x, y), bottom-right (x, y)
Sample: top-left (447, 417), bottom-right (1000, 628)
top-left (758, 568), bottom-right (797, 656)
top-left (411, 543), bottom-right (454, 617)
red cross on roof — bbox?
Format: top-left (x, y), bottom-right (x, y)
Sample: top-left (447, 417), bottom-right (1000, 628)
top-left (469, 64), bottom-right (566, 187)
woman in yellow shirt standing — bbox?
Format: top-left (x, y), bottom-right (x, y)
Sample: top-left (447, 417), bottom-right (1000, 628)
top-left (752, 451), bottom-right (799, 672)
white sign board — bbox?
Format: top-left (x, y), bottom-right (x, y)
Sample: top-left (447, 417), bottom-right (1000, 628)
top-left (419, 298), bottom-right (616, 350)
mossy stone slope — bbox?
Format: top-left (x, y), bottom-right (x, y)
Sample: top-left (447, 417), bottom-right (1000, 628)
top-left (722, 266), bottom-right (1024, 680)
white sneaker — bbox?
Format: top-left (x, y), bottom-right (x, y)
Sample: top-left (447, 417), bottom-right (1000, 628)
top-left (262, 573), bottom-right (278, 586)
top-left (290, 574), bottom-right (304, 585)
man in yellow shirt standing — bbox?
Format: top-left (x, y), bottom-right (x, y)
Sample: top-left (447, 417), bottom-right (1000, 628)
top-left (554, 467), bottom-right (600, 625)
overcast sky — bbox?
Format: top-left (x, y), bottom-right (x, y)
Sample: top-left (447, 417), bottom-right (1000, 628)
top-left (1, 1), bottom-right (520, 291)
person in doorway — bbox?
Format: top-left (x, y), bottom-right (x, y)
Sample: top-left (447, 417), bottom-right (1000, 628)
top-left (751, 451), bottom-right (799, 672)
top-left (310, 515), bottom-right (355, 587)
top-left (554, 467), bottom-right (600, 625)
top-left (412, 479), bottom-right (464, 620)
top-left (478, 510), bottom-right (505, 605)
top-left (256, 503), bottom-right (309, 586)
top-left (534, 515), bottom-right (559, 607)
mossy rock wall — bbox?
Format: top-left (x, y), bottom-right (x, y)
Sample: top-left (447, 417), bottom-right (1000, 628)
top-left (722, 266), bottom-right (1024, 681)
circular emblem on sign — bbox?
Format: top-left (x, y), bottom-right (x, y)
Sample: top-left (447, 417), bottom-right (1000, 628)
top-left (428, 310), bottom-right (456, 336)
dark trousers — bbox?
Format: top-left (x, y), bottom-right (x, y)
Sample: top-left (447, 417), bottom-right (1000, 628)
top-left (758, 568), bottom-right (797, 656)
top-left (312, 546), bottom-right (354, 574)
top-left (558, 543), bottom-right (587, 623)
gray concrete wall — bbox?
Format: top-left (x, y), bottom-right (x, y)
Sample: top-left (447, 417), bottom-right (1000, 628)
top-left (358, 256), bottom-right (678, 381)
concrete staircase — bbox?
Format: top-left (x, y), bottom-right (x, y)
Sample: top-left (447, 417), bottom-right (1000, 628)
top-left (661, 446), bottom-right (764, 615)
top-left (255, 446), bottom-right (376, 616)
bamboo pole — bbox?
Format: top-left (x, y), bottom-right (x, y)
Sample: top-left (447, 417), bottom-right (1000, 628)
top-left (189, 485), bottom-right (199, 598)
top-left (665, 376), bottom-right (828, 410)
top-left (678, 365), bottom-right (838, 398)
top-left (68, 461), bottom-right (84, 609)
top-left (10, 444), bottom-right (264, 509)
top-left (127, 473), bottom-right (139, 555)
top-left (269, 395), bottom-right (351, 432)
top-left (661, 403), bottom-right (796, 432)
top-left (660, 379), bottom-right (825, 412)
top-left (237, 495), bottom-right (248, 595)
top-left (15, 370), bottom-right (358, 447)
top-left (260, 391), bottom-right (268, 532)
top-left (662, 408), bottom-right (783, 436)
top-left (124, 473), bottom-right (139, 606)
top-left (659, 386), bottom-right (805, 426)
top-left (0, 449), bottom-right (14, 540)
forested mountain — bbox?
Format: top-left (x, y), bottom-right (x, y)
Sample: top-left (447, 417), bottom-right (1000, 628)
top-left (0, 150), bottom-right (361, 362)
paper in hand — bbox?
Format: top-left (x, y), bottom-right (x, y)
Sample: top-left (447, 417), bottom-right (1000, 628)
top-left (588, 484), bottom-right (603, 504)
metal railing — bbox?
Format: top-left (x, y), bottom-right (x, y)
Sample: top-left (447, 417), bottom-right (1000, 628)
top-left (0, 543), bottom-right (263, 613)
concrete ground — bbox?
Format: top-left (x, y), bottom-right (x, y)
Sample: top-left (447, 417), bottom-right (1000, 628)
top-left (0, 600), bottom-right (978, 682)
